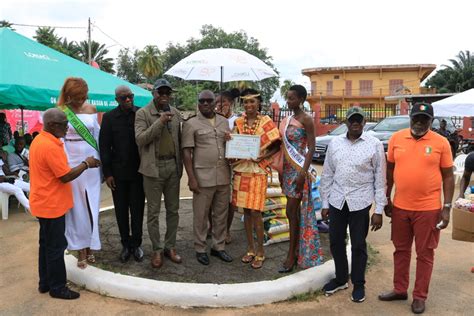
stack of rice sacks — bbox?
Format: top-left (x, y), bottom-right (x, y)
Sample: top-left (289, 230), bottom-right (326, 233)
top-left (263, 173), bottom-right (290, 246)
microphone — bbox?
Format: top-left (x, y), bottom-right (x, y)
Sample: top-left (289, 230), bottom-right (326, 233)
top-left (162, 104), bottom-right (171, 132)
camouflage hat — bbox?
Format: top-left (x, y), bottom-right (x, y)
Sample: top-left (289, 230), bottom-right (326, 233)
top-left (346, 106), bottom-right (366, 119)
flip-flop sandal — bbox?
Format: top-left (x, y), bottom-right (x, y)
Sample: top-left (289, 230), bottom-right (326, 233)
top-left (86, 254), bottom-right (96, 263)
top-left (251, 256), bottom-right (265, 269)
top-left (241, 252), bottom-right (256, 264)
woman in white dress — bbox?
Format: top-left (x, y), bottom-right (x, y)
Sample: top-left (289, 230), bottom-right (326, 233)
top-left (57, 77), bottom-right (101, 269)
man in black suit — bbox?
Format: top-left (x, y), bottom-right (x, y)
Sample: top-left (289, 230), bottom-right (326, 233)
top-left (99, 85), bottom-right (145, 263)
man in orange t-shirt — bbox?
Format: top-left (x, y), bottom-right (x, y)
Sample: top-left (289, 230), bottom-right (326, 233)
top-left (378, 103), bottom-right (454, 314)
top-left (29, 108), bottom-right (100, 300)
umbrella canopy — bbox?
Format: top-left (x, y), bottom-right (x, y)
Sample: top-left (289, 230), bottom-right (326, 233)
top-left (432, 88), bottom-right (474, 117)
top-left (0, 28), bottom-right (152, 112)
top-left (164, 48), bottom-right (278, 82)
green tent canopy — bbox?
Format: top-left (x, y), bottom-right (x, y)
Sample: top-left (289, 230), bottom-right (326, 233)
top-left (0, 28), bottom-right (152, 112)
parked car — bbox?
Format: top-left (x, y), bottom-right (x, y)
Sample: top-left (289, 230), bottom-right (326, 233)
top-left (366, 115), bottom-right (457, 151)
top-left (313, 122), bottom-right (377, 162)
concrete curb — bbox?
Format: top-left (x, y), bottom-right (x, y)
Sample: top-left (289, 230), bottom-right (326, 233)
top-left (65, 245), bottom-right (352, 307)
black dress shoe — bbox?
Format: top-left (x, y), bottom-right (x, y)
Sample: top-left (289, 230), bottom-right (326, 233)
top-left (196, 252), bottom-right (210, 265)
top-left (210, 249), bottom-right (233, 262)
top-left (132, 247), bottom-right (144, 262)
top-left (412, 299), bottom-right (425, 314)
top-left (119, 247), bottom-right (131, 263)
top-left (38, 286), bottom-right (50, 294)
top-left (49, 287), bottom-right (80, 300)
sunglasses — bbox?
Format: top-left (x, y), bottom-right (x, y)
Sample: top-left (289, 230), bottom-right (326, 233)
top-left (118, 94), bottom-right (134, 101)
top-left (198, 98), bottom-right (215, 105)
top-left (156, 90), bottom-right (172, 96)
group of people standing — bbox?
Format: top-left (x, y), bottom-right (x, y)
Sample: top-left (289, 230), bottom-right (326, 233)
top-left (29, 77), bottom-right (324, 300)
top-left (28, 75), bottom-right (454, 315)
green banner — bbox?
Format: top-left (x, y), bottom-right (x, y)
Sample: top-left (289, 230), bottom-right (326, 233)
top-left (61, 106), bottom-right (98, 151)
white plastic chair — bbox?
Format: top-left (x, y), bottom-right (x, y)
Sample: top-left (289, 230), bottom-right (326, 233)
top-left (1, 191), bottom-right (10, 220)
top-left (454, 154), bottom-right (467, 184)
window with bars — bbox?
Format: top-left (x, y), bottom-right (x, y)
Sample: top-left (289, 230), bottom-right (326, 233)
top-left (359, 80), bottom-right (373, 96)
top-left (345, 80), bottom-right (352, 96)
top-left (327, 81), bottom-right (333, 96)
top-left (389, 79), bottom-right (404, 94)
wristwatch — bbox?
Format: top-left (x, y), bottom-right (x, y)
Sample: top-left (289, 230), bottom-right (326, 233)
top-left (443, 203), bottom-right (452, 209)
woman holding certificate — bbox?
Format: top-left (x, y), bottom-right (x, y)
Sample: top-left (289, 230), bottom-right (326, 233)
top-left (279, 85), bottom-right (323, 273)
top-left (57, 77), bottom-right (102, 269)
top-left (232, 88), bottom-right (281, 269)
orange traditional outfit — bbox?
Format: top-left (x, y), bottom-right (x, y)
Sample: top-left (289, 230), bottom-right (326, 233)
top-left (232, 114), bottom-right (281, 211)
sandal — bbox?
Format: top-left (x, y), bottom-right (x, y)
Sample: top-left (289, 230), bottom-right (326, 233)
top-left (241, 252), bottom-right (256, 264)
top-left (251, 255), bottom-right (265, 269)
top-left (77, 259), bottom-right (88, 269)
top-left (86, 254), bottom-right (96, 264)
top-left (77, 249), bottom-right (88, 269)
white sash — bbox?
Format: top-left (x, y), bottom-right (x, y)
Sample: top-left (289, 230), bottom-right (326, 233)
top-left (283, 115), bottom-right (318, 181)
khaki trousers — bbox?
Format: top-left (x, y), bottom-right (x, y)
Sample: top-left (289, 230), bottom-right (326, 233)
top-left (193, 185), bottom-right (230, 253)
top-left (143, 159), bottom-right (180, 252)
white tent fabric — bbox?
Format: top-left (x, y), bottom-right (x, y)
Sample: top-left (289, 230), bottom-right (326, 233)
top-left (432, 88), bottom-right (474, 116)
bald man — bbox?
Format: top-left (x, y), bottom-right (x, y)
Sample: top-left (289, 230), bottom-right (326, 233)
top-left (99, 86), bottom-right (145, 263)
top-left (30, 108), bottom-right (100, 299)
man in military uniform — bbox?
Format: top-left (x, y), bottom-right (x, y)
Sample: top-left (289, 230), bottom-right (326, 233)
top-left (135, 79), bottom-right (183, 269)
top-left (182, 90), bottom-right (233, 265)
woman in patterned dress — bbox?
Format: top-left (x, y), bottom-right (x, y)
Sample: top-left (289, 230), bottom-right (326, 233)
top-left (232, 88), bottom-right (281, 269)
top-left (279, 85), bottom-right (323, 272)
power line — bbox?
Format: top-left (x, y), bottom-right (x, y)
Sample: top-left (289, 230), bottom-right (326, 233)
top-left (91, 22), bottom-right (128, 50)
top-left (11, 23), bottom-right (86, 29)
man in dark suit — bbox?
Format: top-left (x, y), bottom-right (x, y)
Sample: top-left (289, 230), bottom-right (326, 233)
top-left (99, 85), bottom-right (145, 263)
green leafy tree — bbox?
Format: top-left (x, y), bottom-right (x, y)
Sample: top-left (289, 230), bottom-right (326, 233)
top-left (174, 84), bottom-right (205, 111)
top-left (425, 50), bottom-right (474, 92)
top-left (77, 40), bottom-right (115, 74)
top-left (34, 27), bottom-right (80, 59)
top-left (280, 79), bottom-right (295, 100)
top-left (116, 49), bottom-right (142, 83)
top-left (137, 45), bottom-right (162, 83)
top-left (0, 20), bottom-right (15, 30)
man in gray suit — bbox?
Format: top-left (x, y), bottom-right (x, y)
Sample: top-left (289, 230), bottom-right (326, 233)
top-left (182, 90), bottom-right (233, 265)
top-left (135, 78), bottom-right (183, 269)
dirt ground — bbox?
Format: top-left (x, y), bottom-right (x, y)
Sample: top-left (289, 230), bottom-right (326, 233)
top-left (0, 166), bottom-right (473, 315)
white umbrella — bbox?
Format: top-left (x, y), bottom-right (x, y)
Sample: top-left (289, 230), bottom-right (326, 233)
top-left (164, 48), bottom-right (278, 83)
top-left (432, 88), bottom-right (474, 116)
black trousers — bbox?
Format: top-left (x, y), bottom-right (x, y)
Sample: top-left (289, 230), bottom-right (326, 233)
top-left (38, 215), bottom-right (68, 291)
top-left (112, 175), bottom-right (145, 249)
top-left (329, 202), bottom-right (370, 287)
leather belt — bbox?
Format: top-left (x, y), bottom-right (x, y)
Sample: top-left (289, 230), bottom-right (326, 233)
top-left (158, 155), bottom-right (175, 160)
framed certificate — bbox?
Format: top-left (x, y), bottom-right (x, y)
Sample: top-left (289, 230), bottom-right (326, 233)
top-left (225, 134), bottom-right (261, 160)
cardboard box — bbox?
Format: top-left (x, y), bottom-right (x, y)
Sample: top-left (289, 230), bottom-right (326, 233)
top-left (452, 207), bottom-right (474, 242)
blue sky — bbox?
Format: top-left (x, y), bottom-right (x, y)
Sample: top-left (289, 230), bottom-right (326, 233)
top-left (2, 0), bottom-right (472, 103)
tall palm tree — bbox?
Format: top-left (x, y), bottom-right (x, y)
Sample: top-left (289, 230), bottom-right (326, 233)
top-left (280, 79), bottom-right (295, 100)
top-left (77, 40), bottom-right (115, 74)
top-left (0, 20), bottom-right (15, 30)
top-left (137, 45), bottom-right (162, 83)
top-left (444, 50), bottom-right (473, 91)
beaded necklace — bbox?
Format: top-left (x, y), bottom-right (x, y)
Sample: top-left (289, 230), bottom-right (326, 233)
top-left (243, 114), bottom-right (261, 135)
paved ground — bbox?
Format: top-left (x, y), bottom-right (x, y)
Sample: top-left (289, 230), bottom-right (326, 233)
top-left (0, 164), bottom-right (472, 315)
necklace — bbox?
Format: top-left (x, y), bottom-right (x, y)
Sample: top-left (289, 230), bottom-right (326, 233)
top-left (244, 114), bottom-right (261, 135)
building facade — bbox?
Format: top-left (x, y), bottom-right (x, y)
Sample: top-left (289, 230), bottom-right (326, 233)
top-left (302, 64), bottom-right (436, 122)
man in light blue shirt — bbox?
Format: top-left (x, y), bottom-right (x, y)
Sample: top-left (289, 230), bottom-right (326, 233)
top-left (320, 106), bottom-right (387, 303)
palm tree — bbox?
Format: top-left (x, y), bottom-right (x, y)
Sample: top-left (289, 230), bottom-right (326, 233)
top-left (137, 45), bottom-right (162, 83)
top-left (77, 40), bottom-right (115, 74)
top-left (280, 79), bottom-right (295, 100)
top-left (0, 20), bottom-right (15, 30)
top-left (426, 50), bottom-right (473, 92)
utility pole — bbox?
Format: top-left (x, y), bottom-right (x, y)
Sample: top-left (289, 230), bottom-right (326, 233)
top-left (88, 17), bottom-right (92, 65)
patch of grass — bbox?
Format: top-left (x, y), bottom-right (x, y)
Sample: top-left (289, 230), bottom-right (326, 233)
top-left (366, 243), bottom-right (380, 270)
top-left (287, 289), bottom-right (323, 302)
